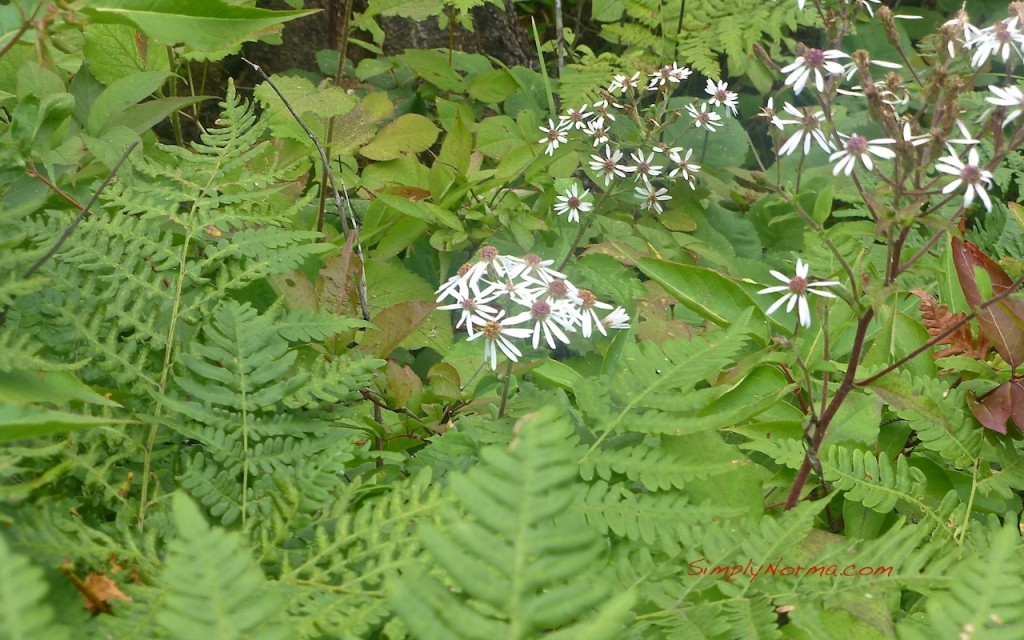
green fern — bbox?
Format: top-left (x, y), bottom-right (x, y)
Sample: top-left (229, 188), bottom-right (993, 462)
top-left (389, 406), bottom-right (636, 639)
top-left (743, 438), bottom-right (932, 517)
top-left (897, 524), bottom-right (1024, 640)
top-left (155, 493), bottom-right (289, 640)
top-left (0, 532), bottom-right (70, 640)
top-left (158, 300), bottom-right (381, 526)
top-left (863, 368), bottom-right (983, 468)
top-left (276, 469), bottom-right (452, 638)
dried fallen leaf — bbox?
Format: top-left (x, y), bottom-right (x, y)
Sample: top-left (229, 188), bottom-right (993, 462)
top-left (909, 288), bottom-right (988, 361)
top-left (81, 572), bottom-right (132, 615)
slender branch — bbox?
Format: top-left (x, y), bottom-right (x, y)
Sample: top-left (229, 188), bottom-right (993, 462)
top-left (0, 1), bottom-right (44, 61)
top-left (242, 57), bottom-right (371, 323)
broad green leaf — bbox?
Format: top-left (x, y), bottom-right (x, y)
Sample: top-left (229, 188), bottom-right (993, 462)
top-left (330, 91), bottom-right (394, 154)
top-left (0, 403), bottom-right (134, 442)
top-left (117, 95), bottom-right (209, 134)
top-left (254, 75), bottom-right (356, 143)
top-left (531, 359), bottom-right (584, 390)
top-left (437, 111), bottom-right (472, 175)
top-left (81, 0), bottom-right (315, 56)
top-left (87, 70), bottom-right (169, 134)
top-left (467, 69), bottom-right (518, 104)
top-left (361, 113), bottom-right (440, 161)
top-left (0, 370), bottom-right (121, 407)
top-left (637, 257), bottom-right (770, 339)
top-left (83, 23), bottom-right (168, 84)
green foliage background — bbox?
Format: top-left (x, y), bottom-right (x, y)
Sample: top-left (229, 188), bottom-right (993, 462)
top-left (2, 0), bottom-right (1024, 639)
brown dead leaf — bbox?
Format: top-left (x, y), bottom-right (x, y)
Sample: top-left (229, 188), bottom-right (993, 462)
top-left (81, 572), bottom-right (132, 614)
top-left (909, 289), bottom-right (988, 361)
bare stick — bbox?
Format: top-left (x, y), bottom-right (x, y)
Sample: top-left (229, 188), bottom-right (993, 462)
top-left (241, 57), bottom-right (372, 323)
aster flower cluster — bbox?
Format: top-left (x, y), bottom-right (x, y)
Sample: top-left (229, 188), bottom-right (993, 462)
top-left (436, 246), bottom-right (630, 370)
top-left (764, 9), bottom-right (1023, 213)
top-left (538, 65), bottom-right (740, 217)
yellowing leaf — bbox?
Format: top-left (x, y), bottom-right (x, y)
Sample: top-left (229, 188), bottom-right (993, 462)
top-left (361, 114), bottom-right (439, 161)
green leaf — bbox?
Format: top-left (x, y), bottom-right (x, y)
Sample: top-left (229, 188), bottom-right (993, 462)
top-left (80, 0), bottom-right (315, 55)
top-left (467, 69), bottom-right (519, 104)
top-left (637, 257), bottom-right (770, 338)
top-left (361, 113), bottom-right (440, 161)
top-left (83, 23), bottom-right (169, 84)
top-left (0, 403), bottom-right (134, 442)
top-left (437, 111), bottom-right (472, 175)
top-left (813, 186), bottom-right (834, 225)
top-left (87, 70), bottom-right (169, 134)
top-left (0, 370), bottom-right (121, 407)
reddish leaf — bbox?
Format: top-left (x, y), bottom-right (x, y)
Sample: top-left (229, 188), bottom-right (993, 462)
top-left (361, 300), bottom-right (434, 358)
top-left (384, 360), bottom-right (423, 409)
top-left (317, 233), bottom-right (363, 318)
top-left (967, 383), bottom-right (1012, 434)
top-left (950, 238), bottom-right (1024, 366)
top-left (1012, 380), bottom-right (1024, 433)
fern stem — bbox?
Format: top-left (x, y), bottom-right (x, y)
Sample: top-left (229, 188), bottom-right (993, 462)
top-left (957, 459), bottom-right (980, 546)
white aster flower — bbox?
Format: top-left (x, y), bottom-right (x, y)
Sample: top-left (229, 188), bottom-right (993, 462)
top-left (935, 146), bottom-right (994, 212)
top-left (462, 245), bottom-right (509, 297)
top-left (967, 17), bottom-right (1024, 68)
top-left (592, 98), bottom-right (619, 124)
top-left (527, 277), bottom-right (581, 303)
top-left (584, 120), bottom-right (611, 146)
top-left (847, 0), bottom-right (881, 17)
top-left (577, 289), bottom-right (614, 337)
top-left (759, 97), bottom-right (786, 130)
top-left (829, 133), bottom-right (896, 176)
top-left (758, 259), bottom-right (840, 328)
top-left (589, 145), bottom-right (635, 185)
top-left (629, 150), bottom-right (664, 184)
top-left (468, 312), bottom-right (535, 370)
top-left (437, 294), bottom-right (500, 337)
top-left (503, 253), bottom-right (566, 284)
top-left (988, 85), bottom-right (1024, 127)
top-left (686, 101), bottom-right (722, 132)
top-left (635, 183), bottom-right (671, 214)
top-left (668, 147), bottom-right (700, 187)
top-left (781, 47), bottom-right (848, 95)
top-left (705, 79), bottom-right (739, 117)
top-left (941, 11), bottom-right (981, 59)
top-left (601, 307), bottom-right (631, 331)
top-left (559, 105), bottom-right (593, 130)
top-left (435, 262), bottom-right (474, 302)
top-left (506, 299), bottom-right (576, 349)
top-left (553, 183), bottom-right (593, 223)
top-left (608, 72), bottom-right (642, 94)
top-left (648, 62), bottom-right (692, 90)
top-left (776, 103), bottom-right (832, 156)
top-left (538, 119), bottom-right (569, 155)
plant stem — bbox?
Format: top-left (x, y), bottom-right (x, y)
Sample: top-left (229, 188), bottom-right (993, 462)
top-left (784, 309), bottom-right (874, 509)
top-left (498, 358), bottom-right (514, 418)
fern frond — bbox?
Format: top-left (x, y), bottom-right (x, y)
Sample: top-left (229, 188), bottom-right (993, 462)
top-left (896, 524), bottom-right (1024, 640)
top-left (743, 438), bottom-right (930, 517)
top-left (0, 533), bottom-right (70, 640)
top-left (575, 319), bottom-right (758, 442)
top-left (864, 369), bottom-right (983, 468)
top-left (389, 407), bottom-right (634, 639)
top-left (156, 493), bottom-right (288, 640)
top-left (569, 480), bottom-right (739, 553)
